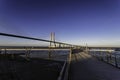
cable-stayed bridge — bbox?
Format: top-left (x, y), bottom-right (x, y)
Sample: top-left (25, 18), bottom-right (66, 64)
top-left (0, 32), bottom-right (82, 48)
top-left (0, 32), bottom-right (120, 80)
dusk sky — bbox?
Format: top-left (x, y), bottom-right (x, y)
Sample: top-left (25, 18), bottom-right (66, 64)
top-left (0, 0), bottom-right (120, 46)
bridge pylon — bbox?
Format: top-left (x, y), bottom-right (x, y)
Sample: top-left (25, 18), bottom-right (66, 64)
top-left (49, 32), bottom-right (57, 48)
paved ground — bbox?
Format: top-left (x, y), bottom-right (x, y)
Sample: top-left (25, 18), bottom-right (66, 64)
top-left (69, 52), bottom-right (120, 80)
top-left (0, 55), bottom-right (64, 80)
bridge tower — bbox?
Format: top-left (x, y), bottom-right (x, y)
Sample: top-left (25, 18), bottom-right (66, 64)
top-left (50, 32), bottom-right (56, 47)
top-left (49, 32), bottom-right (56, 59)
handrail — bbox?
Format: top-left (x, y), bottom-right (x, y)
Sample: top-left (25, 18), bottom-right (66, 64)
top-left (57, 61), bottom-right (67, 80)
top-left (57, 48), bottom-right (72, 80)
top-left (89, 50), bottom-right (120, 68)
top-left (0, 32), bottom-right (76, 80)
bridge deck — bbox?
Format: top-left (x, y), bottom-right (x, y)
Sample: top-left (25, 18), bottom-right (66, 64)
top-left (69, 52), bottom-right (120, 80)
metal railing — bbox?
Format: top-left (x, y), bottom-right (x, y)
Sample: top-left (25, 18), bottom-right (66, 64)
top-left (89, 50), bottom-right (120, 68)
top-left (57, 48), bottom-right (72, 80)
top-left (0, 32), bottom-right (77, 80)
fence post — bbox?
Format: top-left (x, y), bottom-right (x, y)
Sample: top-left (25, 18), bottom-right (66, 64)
top-left (25, 48), bottom-right (30, 61)
top-left (100, 51), bottom-right (103, 61)
top-left (69, 48), bottom-right (72, 63)
top-left (106, 51), bottom-right (109, 63)
top-left (67, 47), bottom-right (72, 80)
top-left (4, 48), bottom-right (7, 55)
top-left (48, 46), bottom-right (52, 59)
top-left (109, 51), bottom-right (112, 64)
top-left (114, 53), bottom-right (118, 67)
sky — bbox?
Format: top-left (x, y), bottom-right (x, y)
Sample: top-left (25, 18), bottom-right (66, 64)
top-left (0, 0), bottom-right (120, 46)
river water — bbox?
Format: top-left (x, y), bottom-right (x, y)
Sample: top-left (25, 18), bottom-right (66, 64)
top-left (0, 49), bottom-right (70, 61)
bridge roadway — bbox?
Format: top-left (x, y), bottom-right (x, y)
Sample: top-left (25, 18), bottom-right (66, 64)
top-left (69, 52), bottom-right (120, 80)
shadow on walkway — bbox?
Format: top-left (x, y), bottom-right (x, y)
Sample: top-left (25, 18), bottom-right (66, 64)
top-left (69, 52), bottom-right (120, 80)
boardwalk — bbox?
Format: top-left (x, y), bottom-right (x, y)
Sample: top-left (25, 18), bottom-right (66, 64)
top-left (69, 52), bottom-right (120, 80)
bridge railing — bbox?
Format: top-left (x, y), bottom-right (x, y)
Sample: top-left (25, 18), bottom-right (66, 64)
top-left (89, 50), bottom-right (120, 68)
top-left (57, 48), bottom-right (72, 80)
top-left (0, 32), bottom-right (79, 80)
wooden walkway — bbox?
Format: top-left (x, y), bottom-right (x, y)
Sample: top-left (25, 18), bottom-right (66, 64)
top-left (69, 52), bottom-right (120, 80)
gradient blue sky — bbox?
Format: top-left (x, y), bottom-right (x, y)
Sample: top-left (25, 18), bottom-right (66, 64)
top-left (0, 0), bottom-right (120, 46)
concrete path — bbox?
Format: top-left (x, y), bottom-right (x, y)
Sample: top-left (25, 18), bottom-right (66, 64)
top-left (69, 52), bottom-right (120, 80)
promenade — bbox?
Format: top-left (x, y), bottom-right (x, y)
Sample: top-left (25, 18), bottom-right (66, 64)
top-left (69, 52), bottom-right (120, 80)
